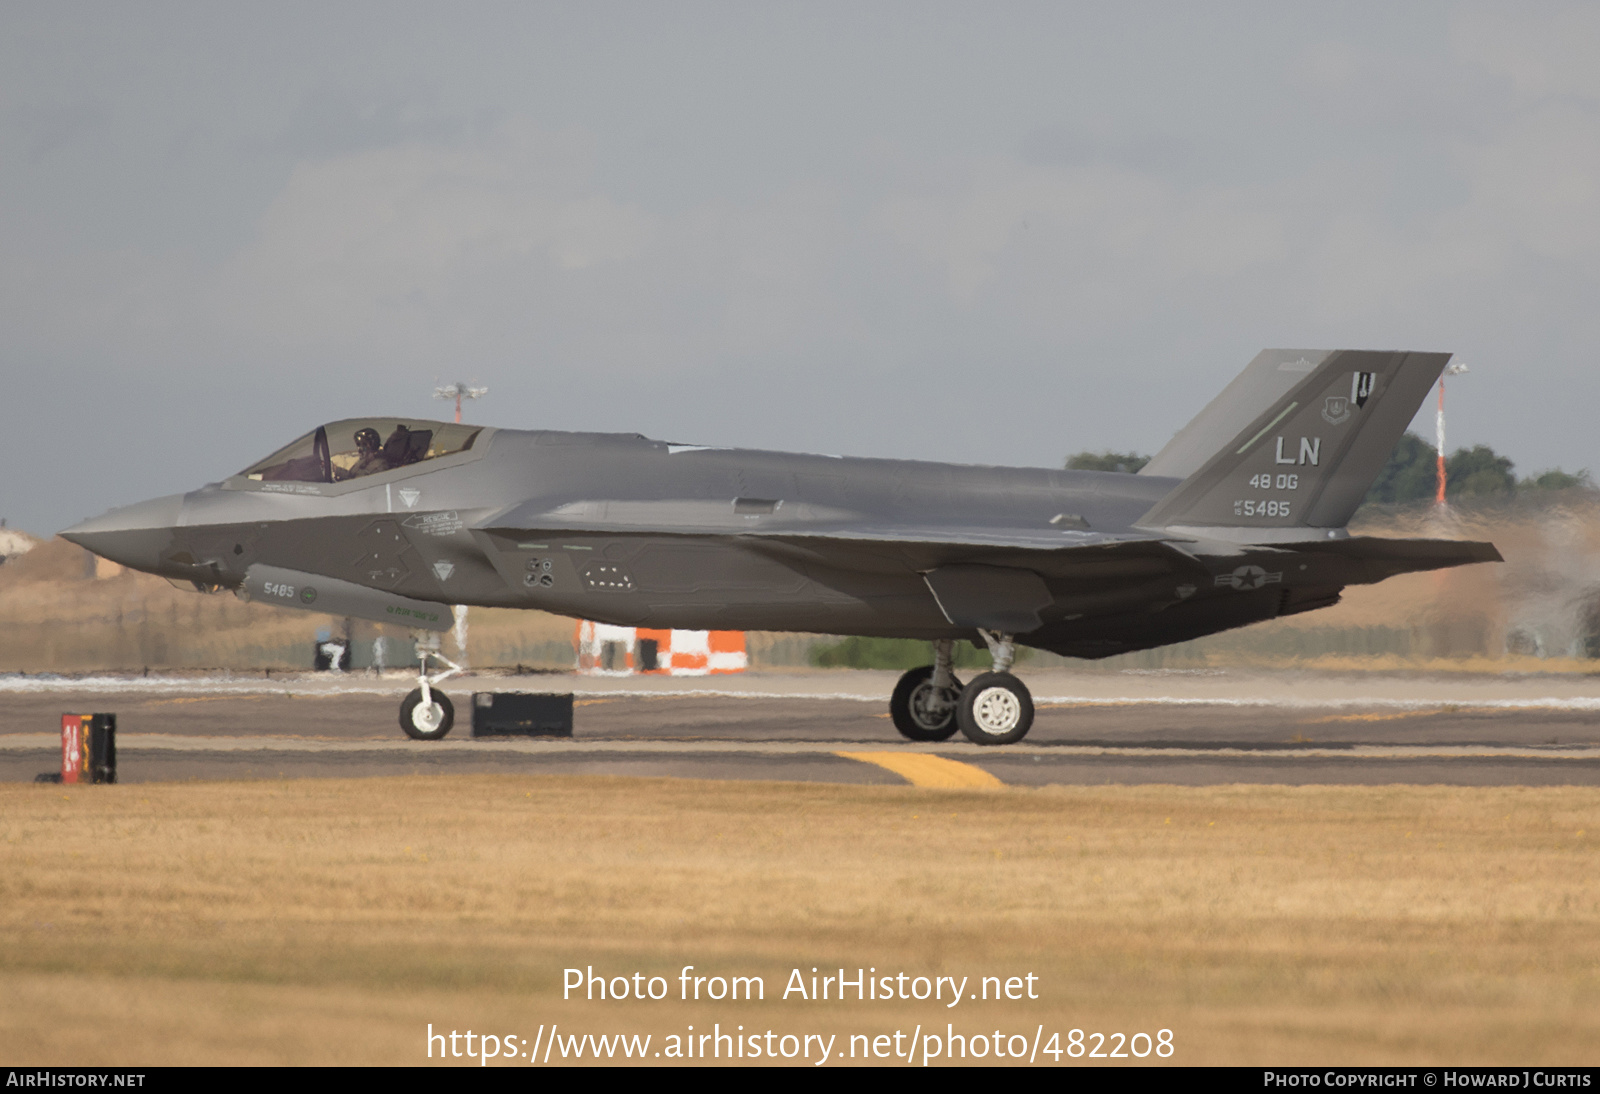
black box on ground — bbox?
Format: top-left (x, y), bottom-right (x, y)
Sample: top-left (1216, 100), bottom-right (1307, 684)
top-left (88, 713), bottom-right (117, 784)
top-left (471, 692), bottom-right (573, 738)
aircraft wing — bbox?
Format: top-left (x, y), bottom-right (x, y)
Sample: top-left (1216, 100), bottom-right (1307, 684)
top-left (746, 525), bottom-right (1208, 583)
top-left (479, 497), bottom-right (1204, 580)
top-left (479, 499), bottom-right (1499, 598)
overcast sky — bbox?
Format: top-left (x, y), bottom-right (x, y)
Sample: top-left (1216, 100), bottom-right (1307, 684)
top-left (5, 2), bottom-right (1600, 533)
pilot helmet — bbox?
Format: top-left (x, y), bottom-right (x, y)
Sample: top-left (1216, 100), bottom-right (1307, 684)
top-left (354, 427), bottom-right (381, 451)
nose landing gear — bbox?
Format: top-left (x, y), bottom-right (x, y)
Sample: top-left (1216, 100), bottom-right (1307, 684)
top-left (400, 632), bottom-right (463, 740)
top-left (888, 631), bottom-right (1036, 746)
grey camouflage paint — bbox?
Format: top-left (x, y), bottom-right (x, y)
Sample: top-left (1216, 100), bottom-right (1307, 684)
top-left (62, 350), bottom-right (1500, 660)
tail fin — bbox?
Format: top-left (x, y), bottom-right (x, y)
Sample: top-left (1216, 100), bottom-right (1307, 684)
top-left (1136, 349), bottom-right (1449, 535)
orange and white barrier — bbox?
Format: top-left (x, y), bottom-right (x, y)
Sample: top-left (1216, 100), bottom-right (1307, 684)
top-left (575, 621), bottom-right (746, 676)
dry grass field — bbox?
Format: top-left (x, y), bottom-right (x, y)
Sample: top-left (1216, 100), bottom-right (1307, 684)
top-left (3, 775), bottom-right (1599, 1066)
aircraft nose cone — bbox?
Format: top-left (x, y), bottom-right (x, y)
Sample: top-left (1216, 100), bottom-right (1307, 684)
top-left (59, 493), bottom-right (186, 575)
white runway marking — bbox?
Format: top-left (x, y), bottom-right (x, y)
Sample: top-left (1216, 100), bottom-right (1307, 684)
top-left (2, 733), bottom-right (1598, 762)
top-left (5, 668), bottom-right (1600, 714)
top-left (0, 673), bottom-right (885, 702)
top-left (1029, 696), bottom-right (1600, 711)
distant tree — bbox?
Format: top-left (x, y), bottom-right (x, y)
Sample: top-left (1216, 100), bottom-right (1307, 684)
top-left (1446, 444), bottom-right (1516, 497)
top-left (1364, 432), bottom-right (1437, 505)
top-left (1522, 468), bottom-right (1594, 491)
top-left (808, 636), bottom-right (1014, 670)
top-left (1364, 434), bottom-right (1524, 505)
top-left (1065, 451), bottom-right (1150, 474)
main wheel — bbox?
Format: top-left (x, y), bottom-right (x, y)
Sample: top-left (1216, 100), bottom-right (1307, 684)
top-left (957, 672), bottom-right (1034, 745)
top-left (890, 665), bottom-right (963, 741)
top-left (400, 688), bottom-right (454, 740)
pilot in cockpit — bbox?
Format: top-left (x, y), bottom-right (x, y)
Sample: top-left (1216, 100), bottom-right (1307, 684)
top-left (340, 427), bottom-right (391, 480)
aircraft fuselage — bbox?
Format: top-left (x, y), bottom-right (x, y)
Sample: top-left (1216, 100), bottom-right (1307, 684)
top-left (69, 428), bottom-right (1202, 648)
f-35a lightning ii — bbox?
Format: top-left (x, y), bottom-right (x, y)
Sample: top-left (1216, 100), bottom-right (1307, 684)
top-left (63, 349), bottom-right (1499, 745)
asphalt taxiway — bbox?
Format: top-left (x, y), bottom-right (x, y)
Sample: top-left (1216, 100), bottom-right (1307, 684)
top-left (5, 669), bottom-right (1600, 787)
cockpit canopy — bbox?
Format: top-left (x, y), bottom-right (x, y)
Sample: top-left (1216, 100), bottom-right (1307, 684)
top-left (240, 419), bottom-right (483, 484)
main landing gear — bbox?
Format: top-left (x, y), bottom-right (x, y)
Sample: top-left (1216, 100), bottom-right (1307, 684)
top-left (889, 631), bottom-right (1034, 746)
top-left (889, 640), bottom-right (964, 741)
top-left (400, 633), bottom-right (464, 741)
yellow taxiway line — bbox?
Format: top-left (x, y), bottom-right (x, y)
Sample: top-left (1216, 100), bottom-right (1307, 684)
top-left (835, 750), bottom-right (1004, 788)
top-left (1302, 708), bottom-right (1455, 724)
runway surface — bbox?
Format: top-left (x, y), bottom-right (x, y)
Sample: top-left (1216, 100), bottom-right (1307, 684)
top-left (5, 668), bottom-right (1600, 787)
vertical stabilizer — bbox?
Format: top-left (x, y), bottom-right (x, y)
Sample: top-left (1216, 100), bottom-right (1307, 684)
top-left (1141, 350), bottom-right (1336, 480)
top-left (1136, 349), bottom-right (1449, 534)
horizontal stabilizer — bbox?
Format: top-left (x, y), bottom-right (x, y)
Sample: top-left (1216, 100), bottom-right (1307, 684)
top-left (1291, 536), bottom-right (1503, 582)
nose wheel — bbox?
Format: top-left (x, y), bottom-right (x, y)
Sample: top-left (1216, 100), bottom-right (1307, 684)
top-left (400, 633), bottom-right (463, 740)
top-left (401, 688), bottom-right (455, 740)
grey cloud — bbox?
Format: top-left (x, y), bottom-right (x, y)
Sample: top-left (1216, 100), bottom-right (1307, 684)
top-left (273, 85), bottom-right (476, 161)
top-left (12, 97), bottom-right (109, 158)
top-left (1017, 126), bottom-right (1203, 176)
top-left (6, 3), bottom-right (1600, 536)
top-left (1452, 3), bottom-right (1600, 102)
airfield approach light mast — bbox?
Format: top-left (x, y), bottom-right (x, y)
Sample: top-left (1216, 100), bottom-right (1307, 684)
top-left (430, 382), bottom-right (488, 665)
top-left (433, 382), bottom-right (488, 424)
top-left (1435, 362), bottom-right (1470, 506)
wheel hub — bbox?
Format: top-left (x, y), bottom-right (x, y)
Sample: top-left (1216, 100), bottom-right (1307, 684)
top-left (412, 702), bottom-right (445, 732)
top-left (908, 681), bottom-right (957, 729)
top-left (971, 686), bottom-right (1022, 734)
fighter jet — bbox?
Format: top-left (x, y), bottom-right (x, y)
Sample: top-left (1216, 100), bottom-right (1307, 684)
top-left (63, 349), bottom-right (1499, 744)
